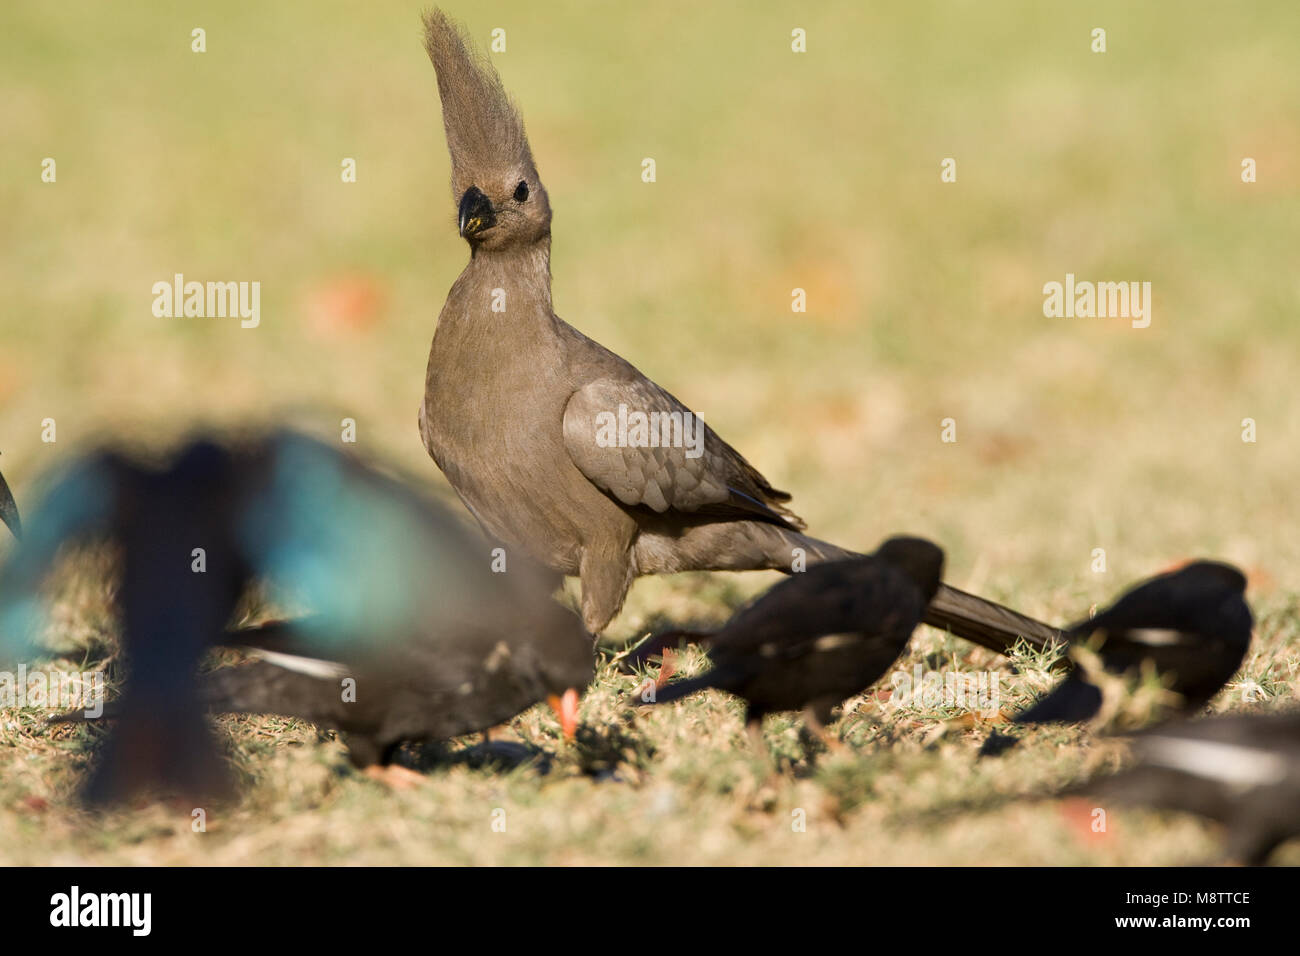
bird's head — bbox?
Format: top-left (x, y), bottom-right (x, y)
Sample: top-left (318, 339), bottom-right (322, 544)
top-left (1167, 559), bottom-right (1248, 595)
top-left (876, 536), bottom-right (945, 602)
top-left (423, 9), bottom-right (552, 252)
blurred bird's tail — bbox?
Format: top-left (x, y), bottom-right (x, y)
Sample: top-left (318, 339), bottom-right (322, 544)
top-left (978, 730), bottom-right (1020, 758)
top-left (76, 701), bottom-right (234, 807)
top-left (613, 628), bottom-right (712, 672)
top-left (55, 656), bottom-right (352, 731)
top-left (797, 532), bottom-right (1064, 657)
top-left (781, 531), bottom-right (858, 565)
top-left (636, 672), bottom-right (719, 707)
top-left (923, 583), bottom-right (1064, 657)
top-left (211, 619), bottom-right (354, 721)
top-left (1010, 673), bottom-right (1103, 726)
top-left (203, 660), bottom-right (350, 725)
top-left (979, 673), bottom-right (1104, 756)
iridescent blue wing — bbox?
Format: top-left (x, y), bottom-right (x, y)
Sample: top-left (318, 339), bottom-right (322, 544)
top-left (236, 431), bottom-right (494, 655)
top-left (0, 452), bottom-right (126, 661)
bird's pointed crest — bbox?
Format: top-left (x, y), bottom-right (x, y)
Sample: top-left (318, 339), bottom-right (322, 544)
top-left (423, 9), bottom-right (535, 202)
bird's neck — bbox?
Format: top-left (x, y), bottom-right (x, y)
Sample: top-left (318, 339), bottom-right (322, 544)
top-left (465, 237), bottom-right (554, 314)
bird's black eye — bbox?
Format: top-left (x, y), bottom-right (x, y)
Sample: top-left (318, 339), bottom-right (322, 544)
top-left (513, 180), bottom-right (529, 202)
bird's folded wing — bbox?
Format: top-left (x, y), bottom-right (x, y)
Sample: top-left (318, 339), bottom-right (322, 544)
top-left (561, 377), bottom-right (802, 528)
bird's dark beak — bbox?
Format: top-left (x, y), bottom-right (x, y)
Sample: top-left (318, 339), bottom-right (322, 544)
top-left (0, 461), bottom-right (20, 541)
top-left (458, 186), bottom-right (496, 239)
top-left (547, 687), bottom-right (580, 741)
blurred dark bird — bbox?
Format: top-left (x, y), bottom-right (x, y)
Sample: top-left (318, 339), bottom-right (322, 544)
top-left (416, 10), bottom-right (1058, 655)
top-left (1067, 710), bottom-right (1300, 865)
top-left (0, 452), bottom-right (21, 539)
top-left (219, 432), bottom-right (592, 775)
top-left (1, 442), bottom-right (249, 804)
top-left (981, 561), bottom-right (1252, 756)
top-left (637, 536), bottom-right (943, 750)
top-left (196, 560), bottom-right (591, 775)
top-left (11, 431), bottom-right (592, 802)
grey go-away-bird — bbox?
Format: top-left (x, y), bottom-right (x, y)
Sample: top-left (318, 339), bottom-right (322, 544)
top-left (417, 10), bottom-right (1059, 654)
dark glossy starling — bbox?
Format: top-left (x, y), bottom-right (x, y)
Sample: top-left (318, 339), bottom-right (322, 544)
top-left (981, 561), bottom-right (1252, 756)
top-left (201, 569), bottom-right (592, 772)
top-left (638, 536), bottom-right (943, 746)
top-left (1069, 710), bottom-right (1300, 865)
top-left (3, 442), bottom-right (249, 804)
top-left (15, 431), bottom-right (592, 801)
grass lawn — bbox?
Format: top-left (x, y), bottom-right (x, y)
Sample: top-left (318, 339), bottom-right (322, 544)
top-left (0, 1), bottom-right (1297, 864)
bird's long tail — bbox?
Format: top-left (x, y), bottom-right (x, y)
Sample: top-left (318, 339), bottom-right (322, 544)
top-left (1011, 673), bottom-right (1103, 725)
top-left (53, 658), bottom-right (350, 727)
top-left (636, 671), bottom-right (720, 707)
top-left (924, 583), bottom-right (1064, 656)
top-left (51, 661), bottom-right (340, 804)
top-left (793, 531), bottom-right (1064, 657)
top-left (614, 628), bottom-right (712, 672)
top-left (202, 660), bottom-right (349, 723)
top-left (978, 673), bottom-right (1102, 757)
top-left (75, 699), bottom-right (234, 806)
top-left (779, 530), bottom-right (859, 565)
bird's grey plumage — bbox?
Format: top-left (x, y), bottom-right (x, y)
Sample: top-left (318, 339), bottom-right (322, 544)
top-left (417, 9), bottom-right (1062, 653)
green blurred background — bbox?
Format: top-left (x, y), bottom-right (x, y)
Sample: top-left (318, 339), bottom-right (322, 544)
top-left (2, 0), bottom-right (1298, 629)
